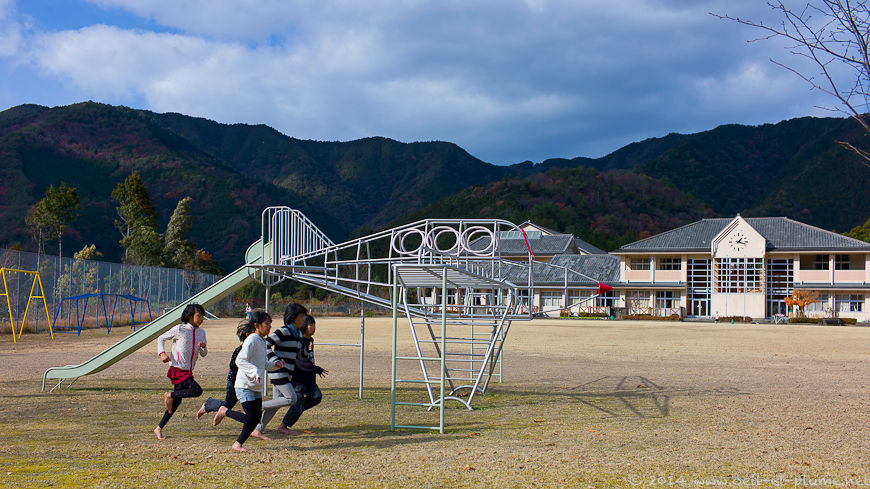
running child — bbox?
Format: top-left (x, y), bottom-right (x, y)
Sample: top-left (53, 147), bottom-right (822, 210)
top-left (154, 303), bottom-right (208, 440)
top-left (255, 303), bottom-right (307, 435)
top-left (284, 315), bottom-right (327, 432)
top-left (195, 321), bottom-right (254, 420)
top-left (213, 309), bottom-right (284, 452)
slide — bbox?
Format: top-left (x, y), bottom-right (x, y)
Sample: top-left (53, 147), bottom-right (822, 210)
top-left (42, 240), bottom-right (266, 391)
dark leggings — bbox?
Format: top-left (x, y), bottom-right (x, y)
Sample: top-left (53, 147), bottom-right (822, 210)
top-left (225, 398), bottom-right (263, 445)
top-left (203, 380), bottom-right (238, 413)
top-left (282, 383), bottom-right (322, 428)
top-left (158, 377), bottom-right (203, 428)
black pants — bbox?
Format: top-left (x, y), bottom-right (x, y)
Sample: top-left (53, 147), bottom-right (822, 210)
top-left (225, 398), bottom-right (263, 445)
top-left (203, 380), bottom-right (238, 413)
top-left (282, 382), bottom-right (322, 428)
top-left (158, 377), bottom-right (203, 428)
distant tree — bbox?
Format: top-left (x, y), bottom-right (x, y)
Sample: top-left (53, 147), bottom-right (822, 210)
top-left (845, 216), bottom-right (870, 242)
top-left (122, 226), bottom-right (163, 266)
top-left (111, 172), bottom-right (158, 261)
top-left (112, 172), bottom-right (162, 265)
top-left (714, 2), bottom-right (870, 167)
top-left (190, 249), bottom-right (224, 275)
top-left (784, 289), bottom-right (818, 316)
top-left (74, 244), bottom-right (101, 261)
top-left (25, 183), bottom-right (80, 257)
top-left (163, 196), bottom-right (195, 268)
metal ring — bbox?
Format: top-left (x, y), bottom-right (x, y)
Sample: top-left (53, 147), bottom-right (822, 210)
top-left (427, 226), bottom-right (461, 254)
top-left (391, 228), bottom-right (426, 256)
top-left (461, 226), bottom-right (496, 256)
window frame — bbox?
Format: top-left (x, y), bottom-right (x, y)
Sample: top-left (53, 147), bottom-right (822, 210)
top-left (657, 257), bottom-right (682, 271)
top-left (629, 257), bottom-right (651, 271)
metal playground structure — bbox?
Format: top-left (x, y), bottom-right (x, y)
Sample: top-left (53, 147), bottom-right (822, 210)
top-left (1, 267), bottom-right (54, 343)
top-left (249, 207), bottom-right (606, 432)
top-left (44, 206), bottom-right (606, 432)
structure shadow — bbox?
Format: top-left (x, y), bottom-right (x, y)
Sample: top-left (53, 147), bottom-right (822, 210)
top-left (564, 375), bottom-right (745, 418)
top-left (495, 375), bottom-right (746, 419)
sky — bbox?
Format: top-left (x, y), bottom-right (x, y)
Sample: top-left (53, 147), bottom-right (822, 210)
top-left (0, 0), bottom-right (841, 165)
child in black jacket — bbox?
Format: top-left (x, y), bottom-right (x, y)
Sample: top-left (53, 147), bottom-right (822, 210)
top-left (284, 315), bottom-right (327, 431)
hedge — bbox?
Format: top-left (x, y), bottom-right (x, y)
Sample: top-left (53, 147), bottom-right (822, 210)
top-left (624, 313), bottom-right (681, 321)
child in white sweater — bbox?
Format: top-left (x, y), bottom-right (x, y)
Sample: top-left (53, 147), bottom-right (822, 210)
top-left (213, 310), bottom-right (284, 452)
top-left (154, 303), bottom-right (207, 440)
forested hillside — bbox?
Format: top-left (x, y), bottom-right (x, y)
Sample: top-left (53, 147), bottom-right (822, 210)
top-left (1, 102), bottom-right (867, 269)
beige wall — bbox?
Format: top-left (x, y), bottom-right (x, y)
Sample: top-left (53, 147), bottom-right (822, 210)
top-left (711, 293), bottom-right (766, 319)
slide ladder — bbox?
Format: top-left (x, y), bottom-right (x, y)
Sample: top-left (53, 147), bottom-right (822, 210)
top-left (389, 264), bottom-right (520, 432)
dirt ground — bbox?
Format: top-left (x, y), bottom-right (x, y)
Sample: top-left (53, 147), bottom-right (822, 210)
top-left (1, 317), bottom-right (869, 488)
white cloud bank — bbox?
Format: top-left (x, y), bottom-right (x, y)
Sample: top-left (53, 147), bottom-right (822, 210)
top-left (1, 0), bottom-right (838, 163)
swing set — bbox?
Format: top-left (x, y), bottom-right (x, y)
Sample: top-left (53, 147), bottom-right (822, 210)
top-left (53, 293), bottom-right (153, 336)
top-left (0, 267), bottom-right (54, 343)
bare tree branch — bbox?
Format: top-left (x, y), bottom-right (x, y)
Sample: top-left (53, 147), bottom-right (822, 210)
top-left (713, 1), bottom-right (870, 166)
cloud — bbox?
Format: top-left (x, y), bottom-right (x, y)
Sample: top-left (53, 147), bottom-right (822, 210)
top-left (0, 0), bottom-right (23, 57)
top-left (6, 0), bottom-right (845, 162)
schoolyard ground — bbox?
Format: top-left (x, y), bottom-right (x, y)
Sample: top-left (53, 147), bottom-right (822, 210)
top-left (1, 317), bottom-right (869, 488)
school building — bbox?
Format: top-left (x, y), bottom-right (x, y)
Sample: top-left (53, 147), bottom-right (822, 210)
top-left (504, 215), bottom-right (870, 322)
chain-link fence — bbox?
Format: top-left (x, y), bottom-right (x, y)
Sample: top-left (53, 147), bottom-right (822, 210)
top-left (0, 247), bottom-right (233, 336)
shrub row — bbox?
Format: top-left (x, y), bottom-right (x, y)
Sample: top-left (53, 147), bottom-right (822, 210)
top-left (624, 313), bottom-right (681, 321)
top-left (716, 316), bottom-right (752, 323)
top-left (789, 316), bottom-right (857, 325)
top-left (559, 311), bottom-right (609, 318)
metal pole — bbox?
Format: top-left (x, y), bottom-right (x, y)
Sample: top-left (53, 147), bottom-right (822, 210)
top-left (439, 270), bottom-right (446, 434)
top-left (390, 270), bottom-right (398, 431)
top-left (359, 302), bottom-right (365, 399)
top-left (265, 285), bottom-right (270, 313)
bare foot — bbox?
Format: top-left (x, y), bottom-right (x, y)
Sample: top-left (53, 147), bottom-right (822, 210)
top-left (154, 426), bottom-right (166, 440)
top-left (231, 441), bottom-right (248, 452)
top-left (250, 429), bottom-right (272, 441)
top-left (163, 392), bottom-right (173, 413)
top-left (276, 424), bottom-right (300, 435)
top-left (195, 403), bottom-right (207, 420)
top-left (213, 406), bottom-right (227, 426)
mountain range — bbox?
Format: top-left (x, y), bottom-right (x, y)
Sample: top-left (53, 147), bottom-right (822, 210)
top-left (1, 102), bottom-right (868, 268)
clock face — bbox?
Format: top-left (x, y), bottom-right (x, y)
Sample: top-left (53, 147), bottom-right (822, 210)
top-left (728, 231), bottom-right (748, 252)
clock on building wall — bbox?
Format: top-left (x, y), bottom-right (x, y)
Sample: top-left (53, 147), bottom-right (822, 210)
top-left (728, 231), bottom-right (748, 252)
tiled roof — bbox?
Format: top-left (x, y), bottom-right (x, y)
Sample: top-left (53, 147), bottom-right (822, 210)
top-left (614, 217), bottom-right (870, 253)
top-left (471, 235), bottom-right (577, 256)
top-left (496, 254), bottom-right (620, 286)
top-left (573, 237), bottom-right (607, 255)
top-left (549, 254), bottom-right (621, 283)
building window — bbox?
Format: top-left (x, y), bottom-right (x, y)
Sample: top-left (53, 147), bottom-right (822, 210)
top-left (805, 294), bottom-right (829, 313)
top-left (626, 290), bottom-right (650, 312)
top-left (447, 289), bottom-right (457, 304)
top-left (657, 257), bottom-right (682, 271)
top-left (655, 291), bottom-right (676, 309)
top-left (567, 289), bottom-right (594, 306)
top-left (835, 255), bottom-right (851, 270)
top-left (541, 291), bottom-right (563, 308)
top-left (836, 294), bottom-right (864, 312)
top-left (596, 290), bottom-right (615, 308)
top-left (715, 258), bottom-right (763, 293)
top-left (814, 254), bottom-right (830, 270)
top-left (629, 258), bottom-right (650, 270)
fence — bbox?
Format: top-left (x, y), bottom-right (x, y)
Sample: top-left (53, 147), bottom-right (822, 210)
top-left (0, 247), bottom-right (232, 336)
top-left (243, 297), bottom-right (392, 317)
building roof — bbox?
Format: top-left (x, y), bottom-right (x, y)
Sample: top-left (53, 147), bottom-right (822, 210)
top-left (470, 232), bottom-right (606, 256)
top-left (472, 234), bottom-right (577, 256)
top-left (613, 217), bottom-right (870, 253)
top-left (573, 236), bottom-right (607, 255)
top-left (496, 254), bottom-right (620, 286)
